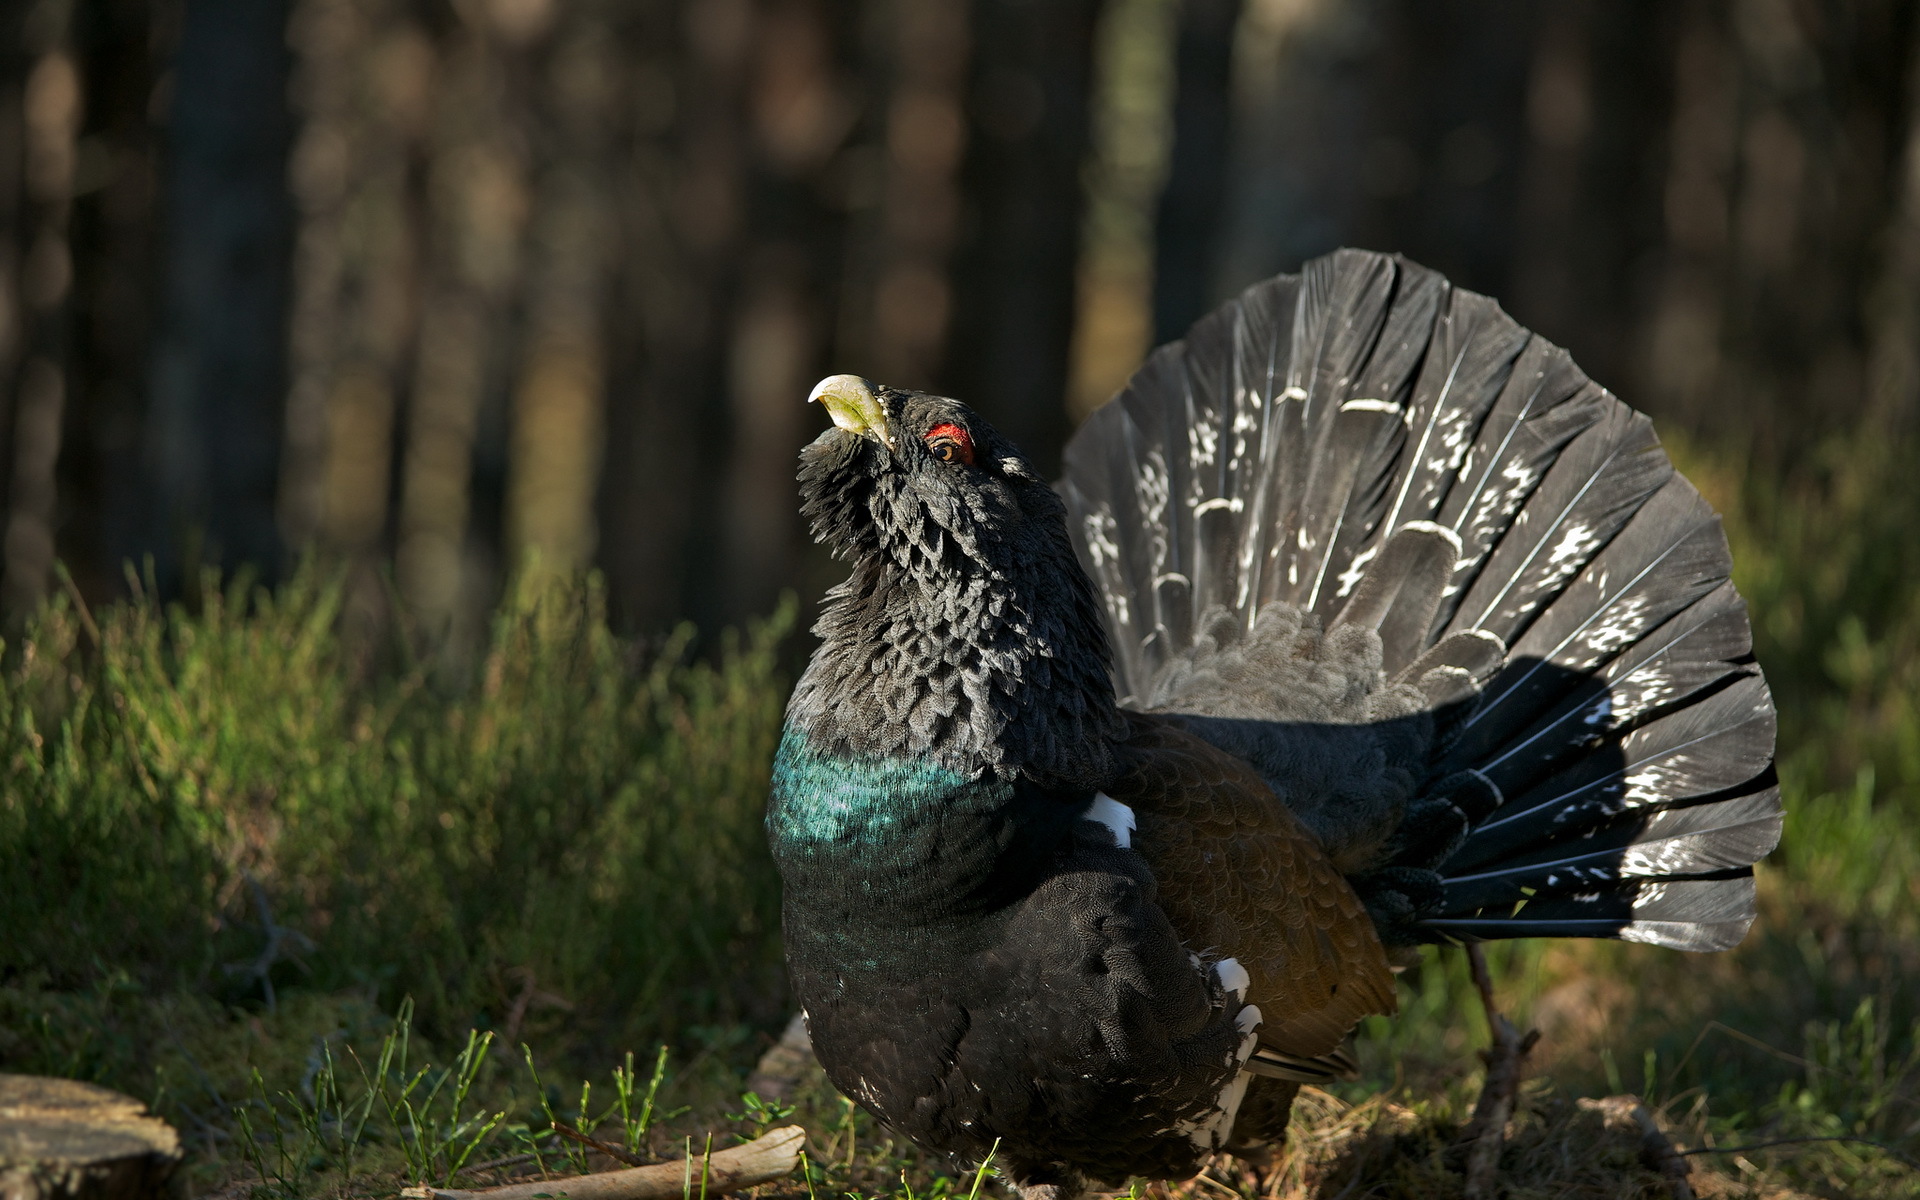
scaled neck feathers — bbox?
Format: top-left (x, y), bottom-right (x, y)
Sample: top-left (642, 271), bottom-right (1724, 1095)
top-left (787, 512), bottom-right (1125, 793)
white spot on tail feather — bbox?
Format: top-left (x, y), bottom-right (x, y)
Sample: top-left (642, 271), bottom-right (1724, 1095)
top-left (1190, 418), bottom-right (1219, 468)
top-left (1085, 793), bottom-right (1135, 848)
top-left (1081, 508), bottom-right (1130, 631)
top-left (1335, 543), bottom-right (1380, 599)
top-left (1339, 397), bottom-right (1403, 415)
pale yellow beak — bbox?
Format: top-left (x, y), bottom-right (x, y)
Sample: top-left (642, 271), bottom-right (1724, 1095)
top-left (808, 374), bottom-right (895, 449)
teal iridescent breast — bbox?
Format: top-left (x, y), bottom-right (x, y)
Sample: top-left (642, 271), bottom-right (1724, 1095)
top-left (767, 726), bottom-right (1009, 851)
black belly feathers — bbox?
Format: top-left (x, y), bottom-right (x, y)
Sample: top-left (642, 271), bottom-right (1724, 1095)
top-left (769, 250), bottom-right (1781, 1192)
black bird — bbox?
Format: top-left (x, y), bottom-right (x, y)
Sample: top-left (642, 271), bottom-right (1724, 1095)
top-left (766, 250), bottom-right (1780, 1196)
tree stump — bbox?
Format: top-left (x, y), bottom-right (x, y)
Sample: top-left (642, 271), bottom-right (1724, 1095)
top-left (0, 1075), bottom-right (182, 1200)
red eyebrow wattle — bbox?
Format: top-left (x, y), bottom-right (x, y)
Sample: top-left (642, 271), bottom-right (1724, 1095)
top-left (924, 423), bottom-right (976, 464)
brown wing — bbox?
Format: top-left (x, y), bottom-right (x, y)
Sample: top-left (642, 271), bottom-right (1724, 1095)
top-left (1111, 711), bottom-right (1397, 1059)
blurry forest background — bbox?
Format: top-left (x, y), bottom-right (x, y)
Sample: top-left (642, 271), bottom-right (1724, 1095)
top-left (5, 0), bottom-right (1919, 640)
top-left (7, 1), bottom-right (1920, 1195)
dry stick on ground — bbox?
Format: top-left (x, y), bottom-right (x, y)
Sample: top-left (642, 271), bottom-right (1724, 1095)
top-left (1458, 943), bottom-right (1541, 1199)
top-left (550, 1121), bottom-right (648, 1168)
top-left (399, 1126), bottom-right (805, 1200)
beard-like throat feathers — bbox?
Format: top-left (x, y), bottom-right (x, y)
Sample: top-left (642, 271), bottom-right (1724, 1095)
top-left (785, 431), bottom-right (1126, 794)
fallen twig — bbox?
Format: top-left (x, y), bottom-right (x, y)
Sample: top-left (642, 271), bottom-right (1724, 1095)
top-left (551, 1121), bottom-right (648, 1168)
top-left (398, 1125), bottom-right (804, 1200)
top-left (461, 1152), bottom-right (539, 1176)
top-left (1458, 943), bottom-right (1540, 1200)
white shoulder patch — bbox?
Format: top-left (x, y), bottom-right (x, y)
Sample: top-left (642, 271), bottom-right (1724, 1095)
top-left (1085, 792), bottom-right (1135, 849)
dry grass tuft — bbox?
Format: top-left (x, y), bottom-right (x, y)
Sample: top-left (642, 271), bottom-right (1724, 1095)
top-left (1170, 1084), bottom-right (1819, 1200)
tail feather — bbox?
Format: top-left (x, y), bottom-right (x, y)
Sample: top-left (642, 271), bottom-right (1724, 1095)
top-left (1369, 291), bottom-right (1531, 557)
top-left (1333, 521), bottom-right (1463, 674)
top-left (1437, 788), bottom-right (1783, 913)
top-left (1444, 674), bottom-right (1778, 873)
top-left (1429, 342), bottom-right (1608, 634)
top-left (1422, 876), bottom-right (1760, 951)
top-left (1061, 249), bottom-right (1780, 953)
top-left (1442, 405), bottom-right (1673, 649)
top-left (1441, 581), bottom-right (1755, 795)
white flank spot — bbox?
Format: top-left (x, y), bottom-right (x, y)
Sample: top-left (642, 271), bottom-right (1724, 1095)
top-left (1085, 793), bottom-right (1135, 848)
top-left (1281, 386), bottom-right (1308, 402)
top-left (1213, 957), bottom-right (1251, 999)
top-left (1339, 398), bottom-right (1403, 415)
top-left (1174, 1014), bottom-right (1262, 1151)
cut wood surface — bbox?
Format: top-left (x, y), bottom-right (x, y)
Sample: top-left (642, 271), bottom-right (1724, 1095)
top-left (0, 1074), bottom-right (183, 1200)
top-left (399, 1125), bottom-right (805, 1200)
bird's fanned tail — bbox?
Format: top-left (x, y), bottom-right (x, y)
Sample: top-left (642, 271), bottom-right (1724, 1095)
top-left (1061, 249), bottom-right (1780, 952)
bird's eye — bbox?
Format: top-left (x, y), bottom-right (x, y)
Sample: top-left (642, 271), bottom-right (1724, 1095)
top-left (923, 423), bottom-right (976, 467)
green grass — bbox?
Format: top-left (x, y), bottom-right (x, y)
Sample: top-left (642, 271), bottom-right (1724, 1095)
top-left (2, 429), bottom-right (1919, 1197)
top-left (2, 566), bottom-right (793, 1082)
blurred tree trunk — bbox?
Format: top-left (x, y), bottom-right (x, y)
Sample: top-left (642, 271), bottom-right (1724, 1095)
top-left (2, 3), bottom-right (81, 612)
top-left (1066, 0), bottom-right (1177, 420)
top-left (708, 0), bottom-right (855, 626)
top-left (142, 0), bottom-right (294, 586)
top-left (1151, 0), bottom-right (1239, 346)
top-left (1507, 0), bottom-right (1675, 392)
top-left (1209, 1), bottom-right (1535, 309)
top-left (839, 0), bottom-right (968, 391)
top-left (1635, 0), bottom-right (1917, 451)
top-left (55, 0), bottom-right (166, 601)
top-left (393, 7), bottom-right (536, 648)
top-left (597, 0), bottom-right (748, 633)
top-left (1867, 5), bottom-right (1920, 437)
top-left (941, 0), bottom-right (1098, 476)
top-left (280, 0), bottom-right (424, 566)
top-left (0, 11), bottom-right (30, 609)
top-left (505, 3), bottom-right (618, 588)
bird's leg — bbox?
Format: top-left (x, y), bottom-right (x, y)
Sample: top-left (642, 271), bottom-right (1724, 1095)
top-left (1459, 942), bottom-right (1541, 1199)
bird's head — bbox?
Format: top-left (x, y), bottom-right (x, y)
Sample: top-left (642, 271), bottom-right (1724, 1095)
top-left (791, 374), bottom-right (1124, 787)
top-left (799, 374), bottom-right (1063, 576)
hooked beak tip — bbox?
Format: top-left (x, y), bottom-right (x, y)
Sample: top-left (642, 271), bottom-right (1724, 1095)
top-left (809, 374), bottom-right (894, 448)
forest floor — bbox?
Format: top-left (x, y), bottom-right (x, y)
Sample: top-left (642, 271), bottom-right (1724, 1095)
top-left (4, 430), bottom-right (1919, 1199)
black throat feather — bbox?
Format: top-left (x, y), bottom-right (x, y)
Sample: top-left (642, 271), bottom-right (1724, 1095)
top-left (786, 421), bottom-right (1125, 793)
